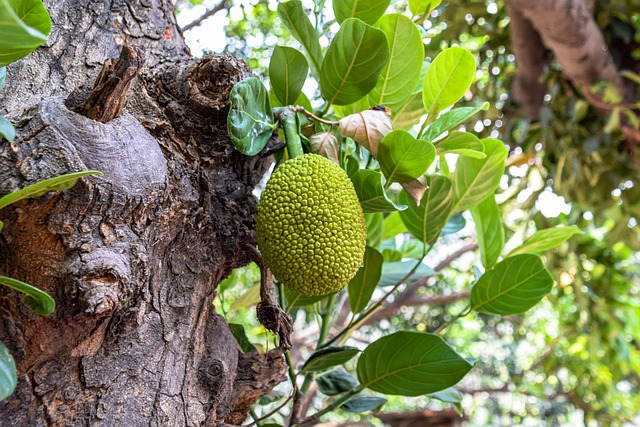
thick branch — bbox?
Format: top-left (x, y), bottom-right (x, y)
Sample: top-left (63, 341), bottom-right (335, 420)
top-left (505, 2), bottom-right (550, 120)
top-left (507, 0), bottom-right (628, 116)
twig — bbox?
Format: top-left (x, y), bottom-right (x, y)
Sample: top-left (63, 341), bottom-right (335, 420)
top-left (291, 105), bottom-right (340, 126)
top-left (434, 243), bottom-right (479, 272)
top-left (243, 383), bottom-right (296, 427)
top-left (181, 0), bottom-right (229, 32)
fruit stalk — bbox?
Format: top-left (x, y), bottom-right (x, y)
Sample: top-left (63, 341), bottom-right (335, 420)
top-left (280, 107), bottom-right (304, 159)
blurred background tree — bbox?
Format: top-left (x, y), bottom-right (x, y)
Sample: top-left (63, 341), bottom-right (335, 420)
top-left (174, 0), bottom-right (639, 425)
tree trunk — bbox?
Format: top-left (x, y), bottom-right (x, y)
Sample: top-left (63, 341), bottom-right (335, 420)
top-left (0, 1), bottom-right (287, 425)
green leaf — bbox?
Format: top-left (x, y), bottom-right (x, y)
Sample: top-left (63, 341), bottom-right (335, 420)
top-left (409, 0), bottom-right (443, 16)
top-left (351, 169), bottom-right (407, 213)
top-left (452, 138), bottom-right (507, 212)
top-left (317, 369), bottom-right (360, 396)
top-left (382, 211), bottom-right (407, 240)
top-left (0, 170), bottom-right (103, 211)
top-left (365, 212), bottom-right (384, 248)
top-left (283, 286), bottom-right (327, 308)
top-left (277, 0), bottom-right (323, 75)
top-left (435, 131), bottom-right (486, 159)
top-left (348, 246), bottom-right (383, 314)
top-left (507, 226), bottom-right (583, 257)
top-left (392, 90), bottom-right (425, 130)
top-left (230, 283), bottom-right (260, 310)
top-left (320, 18), bottom-right (389, 106)
top-left (0, 275), bottom-right (55, 316)
top-left (470, 254), bottom-right (554, 315)
top-left (227, 77), bottom-right (274, 156)
top-left (357, 331), bottom-right (473, 396)
top-left (369, 14), bottom-right (423, 113)
top-left (422, 47), bottom-right (476, 118)
top-left (333, 0), bottom-right (391, 25)
top-left (341, 396), bottom-right (387, 413)
top-left (422, 103), bottom-right (489, 142)
top-left (269, 46), bottom-right (308, 106)
top-left (442, 212), bottom-right (465, 236)
top-left (378, 130), bottom-right (436, 183)
top-left (0, 0), bottom-right (51, 67)
top-left (470, 196), bottom-right (504, 269)
top-left (228, 323), bottom-right (257, 353)
top-left (428, 387), bottom-right (463, 404)
top-left (301, 346), bottom-right (360, 373)
top-left (398, 175), bottom-right (454, 245)
top-left (0, 66), bottom-right (6, 91)
top-left (0, 340), bottom-right (17, 402)
top-left (379, 261), bottom-right (434, 286)
top-left (0, 116), bottom-right (14, 142)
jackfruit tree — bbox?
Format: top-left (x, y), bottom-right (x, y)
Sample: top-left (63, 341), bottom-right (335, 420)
top-left (0, 1), bottom-right (638, 427)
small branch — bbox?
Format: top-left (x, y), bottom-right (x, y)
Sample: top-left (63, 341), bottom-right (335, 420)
top-left (578, 83), bottom-right (639, 111)
top-left (434, 243), bottom-right (479, 272)
top-left (74, 44), bottom-right (142, 123)
top-left (291, 105), bottom-right (340, 126)
top-left (181, 0), bottom-right (229, 32)
top-left (243, 383), bottom-right (296, 427)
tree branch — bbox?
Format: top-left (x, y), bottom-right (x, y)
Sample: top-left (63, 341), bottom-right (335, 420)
top-left (181, 0), bottom-right (229, 32)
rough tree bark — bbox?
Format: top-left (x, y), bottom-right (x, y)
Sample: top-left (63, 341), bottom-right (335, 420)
top-left (0, 1), bottom-right (287, 425)
top-left (506, 0), bottom-right (632, 120)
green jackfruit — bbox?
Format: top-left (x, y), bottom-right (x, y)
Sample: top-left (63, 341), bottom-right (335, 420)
top-left (256, 154), bottom-right (366, 296)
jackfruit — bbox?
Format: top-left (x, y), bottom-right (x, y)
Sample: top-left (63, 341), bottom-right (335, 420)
top-left (256, 154), bottom-right (367, 296)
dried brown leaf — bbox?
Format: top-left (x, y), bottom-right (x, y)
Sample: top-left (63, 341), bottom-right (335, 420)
top-left (401, 176), bottom-right (428, 206)
top-left (338, 109), bottom-right (393, 158)
top-left (309, 132), bottom-right (340, 164)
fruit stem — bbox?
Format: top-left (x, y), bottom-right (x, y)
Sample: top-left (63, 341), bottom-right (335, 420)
top-left (281, 107), bottom-right (305, 159)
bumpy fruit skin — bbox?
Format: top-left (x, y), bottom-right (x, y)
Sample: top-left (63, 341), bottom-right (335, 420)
top-left (256, 154), bottom-right (367, 296)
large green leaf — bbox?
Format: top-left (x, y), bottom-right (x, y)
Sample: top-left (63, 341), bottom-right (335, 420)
top-left (368, 14), bottom-right (423, 113)
top-left (227, 77), bottom-right (274, 156)
top-left (392, 90), bottom-right (425, 130)
top-left (409, 0), bottom-right (443, 16)
top-left (470, 254), bottom-right (554, 316)
top-left (351, 169), bottom-right (407, 213)
top-left (422, 47), bottom-right (476, 118)
top-left (357, 331), bottom-right (473, 396)
top-left (382, 211), bottom-right (407, 240)
top-left (0, 275), bottom-right (55, 316)
top-left (320, 18), bottom-right (389, 106)
top-left (452, 138), bottom-right (507, 212)
top-left (365, 212), bottom-right (384, 249)
top-left (435, 131), bottom-right (486, 159)
top-left (0, 170), bottom-right (103, 211)
top-left (507, 226), bottom-right (583, 257)
top-left (333, 0), bottom-right (391, 25)
top-left (0, 0), bottom-right (51, 66)
top-left (228, 323), bottom-right (257, 353)
top-left (422, 103), bottom-right (489, 142)
top-left (398, 175), bottom-right (454, 245)
top-left (0, 116), bottom-right (14, 142)
top-left (301, 346), bottom-right (360, 373)
top-left (470, 196), bottom-right (504, 269)
top-left (378, 130), bottom-right (435, 183)
top-left (269, 46), bottom-right (308, 106)
top-left (379, 261), bottom-right (434, 286)
top-left (0, 340), bottom-right (17, 402)
top-left (277, 1), bottom-right (323, 75)
top-left (348, 246), bottom-right (383, 314)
